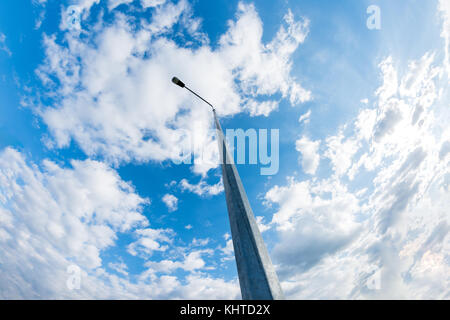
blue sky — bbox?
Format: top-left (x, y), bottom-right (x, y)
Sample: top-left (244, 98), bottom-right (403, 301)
top-left (0, 0), bottom-right (449, 299)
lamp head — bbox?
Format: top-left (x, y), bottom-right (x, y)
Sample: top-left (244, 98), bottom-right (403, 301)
top-left (171, 76), bottom-right (185, 88)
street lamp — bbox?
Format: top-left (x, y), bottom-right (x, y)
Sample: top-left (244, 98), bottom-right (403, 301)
top-left (171, 76), bottom-right (284, 300)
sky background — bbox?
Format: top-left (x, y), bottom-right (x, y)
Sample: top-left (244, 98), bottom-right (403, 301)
top-left (0, 0), bottom-right (448, 299)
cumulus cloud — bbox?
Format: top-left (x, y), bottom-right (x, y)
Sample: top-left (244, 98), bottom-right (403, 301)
top-left (220, 238), bottom-right (235, 262)
top-left (219, 4), bottom-right (311, 104)
top-left (108, 260), bottom-right (129, 276)
top-left (191, 237), bottom-right (210, 247)
top-left (127, 228), bottom-right (174, 257)
top-left (162, 193), bottom-right (178, 212)
top-left (32, 1), bottom-right (310, 176)
top-left (179, 177), bottom-right (224, 197)
top-left (0, 147), bottom-right (147, 297)
top-left (255, 216), bottom-right (271, 233)
top-left (244, 99), bottom-right (279, 117)
top-left (266, 48), bottom-right (450, 298)
top-left (175, 275), bottom-right (240, 299)
top-left (265, 177), bottom-right (360, 276)
top-left (74, 0), bottom-right (100, 12)
top-left (295, 136), bottom-right (320, 175)
top-left (144, 249), bottom-right (213, 274)
top-left (325, 132), bottom-right (359, 177)
top-left (0, 147), bottom-right (238, 299)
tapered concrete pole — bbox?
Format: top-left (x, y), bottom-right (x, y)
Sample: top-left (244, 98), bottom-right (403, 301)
top-left (213, 110), bottom-right (284, 300)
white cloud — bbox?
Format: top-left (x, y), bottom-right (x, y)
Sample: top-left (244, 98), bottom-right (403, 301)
top-left (127, 228), bottom-right (174, 257)
top-left (33, 1), bottom-right (310, 176)
top-left (375, 56), bottom-right (398, 105)
top-left (108, 261), bottom-right (129, 276)
top-left (108, 0), bottom-right (133, 10)
top-left (0, 147), bottom-right (146, 297)
top-left (0, 33), bottom-right (11, 56)
top-left (219, 238), bottom-right (234, 262)
top-left (179, 178), bottom-right (224, 197)
top-left (162, 193), bottom-right (178, 212)
top-left (191, 237), bottom-right (210, 247)
top-left (295, 136), bottom-right (320, 175)
top-left (147, 0), bottom-right (192, 34)
top-left (75, 0), bottom-right (100, 12)
top-left (298, 109), bottom-right (311, 124)
top-left (35, 10), bottom-right (46, 29)
top-left (219, 4), bottom-right (310, 105)
top-left (266, 4), bottom-right (450, 295)
top-left (255, 216), bottom-right (271, 233)
top-left (265, 48), bottom-right (450, 298)
top-left (244, 99), bottom-right (278, 117)
top-left (324, 132), bottom-right (359, 177)
top-left (141, 0), bottom-right (166, 9)
top-left (58, 0), bottom-right (100, 31)
top-left (221, 239), bottom-right (234, 256)
top-left (0, 147), bottom-right (239, 299)
top-left (354, 108), bottom-right (377, 141)
top-left (32, 0), bottom-right (48, 29)
top-left (265, 177), bottom-right (360, 276)
top-left (144, 249), bottom-right (213, 274)
top-left (175, 275), bottom-right (240, 299)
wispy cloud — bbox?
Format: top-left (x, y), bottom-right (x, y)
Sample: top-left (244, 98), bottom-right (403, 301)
top-left (295, 136), bottom-right (321, 175)
top-left (162, 193), bottom-right (178, 212)
top-left (0, 33), bottom-right (11, 56)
